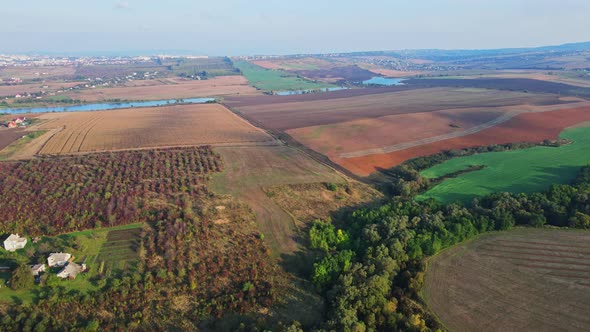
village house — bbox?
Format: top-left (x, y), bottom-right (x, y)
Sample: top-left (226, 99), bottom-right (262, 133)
top-left (6, 121), bottom-right (17, 128)
top-left (47, 252), bottom-right (72, 267)
top-left (57, 262), bottom-right (86, 279)
top-left (3, 234), bottom-right (27, 251)
top-left (30, 264), bottom-right (46, 276)
top-left (14, 117), bottom-right (26, 124)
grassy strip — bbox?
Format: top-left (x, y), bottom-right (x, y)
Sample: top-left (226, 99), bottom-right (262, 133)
top-left (233, 60), bottom-right (334, 92)
top-left (0, 130), bottom-right (47, 160)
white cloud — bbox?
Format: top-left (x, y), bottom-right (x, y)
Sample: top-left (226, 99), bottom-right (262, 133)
top-left (115, 1), bottom-right (130, 10)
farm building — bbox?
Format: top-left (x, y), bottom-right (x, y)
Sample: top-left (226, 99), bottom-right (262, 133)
top-left (3, 234), bottom-right (27, 251)
top-left (30, 264), bottom-right (46, 276)
top-left (57, 262), bottom-right (86, 279)
top-left (6, 121), bottom-right (17, 128)
top-left (47, 252), bottom-right (72, 267)
top-left (14, 117), bottom-right (26, 124)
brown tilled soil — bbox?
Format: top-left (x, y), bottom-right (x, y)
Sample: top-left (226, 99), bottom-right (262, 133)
top-left (423, 228), bottom-right (590, 332)
top-left (0, 128), bottom-right (26, 150)
top-left (286, 107), bottom-right (507, 156)
top-left (294, 65), bottom-right (376, 83)
top-left (230, 87), bottom-right (563, 131)
top-left (338, 105), bottom-right (590, 176)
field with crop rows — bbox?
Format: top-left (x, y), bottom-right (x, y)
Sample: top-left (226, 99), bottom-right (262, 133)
top-left (0, 146), bottom-right (222, 236)
top-left (423, 228), bottom-right (590, 332)
top-left (37, 103), bottom-right (272, 154)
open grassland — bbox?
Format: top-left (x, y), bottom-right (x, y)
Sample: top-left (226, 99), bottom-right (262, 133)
top-left (211, 145), bottom-right (345, 255)
top-left (423, 228), bottom-right (590, 332)
top-left (64, 75), bottom-right (258, 101)
top-left (230, 87), bottom-right (563, 131)
top-left (418, 125), bottom-right (590, 203)
top-left (340, 104), bottom-right (590, 176)
top-left (36, 104), bottom-right (272, 155)
top-left (233, 60), bottom-right (334, 91)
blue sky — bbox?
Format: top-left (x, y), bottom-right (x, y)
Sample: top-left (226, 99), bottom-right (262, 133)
top-left (1, 0), bottom-right (590, 55)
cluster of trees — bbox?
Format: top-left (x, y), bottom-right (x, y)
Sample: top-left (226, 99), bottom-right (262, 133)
top-left (0, 192), bottom-right (278, 331)
top-left (0, 147), bottom-right (222, 236)
top-left (309, 166), bottom-right (590, 331)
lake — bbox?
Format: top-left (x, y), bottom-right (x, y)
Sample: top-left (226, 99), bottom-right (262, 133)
top-left (274, 87), bottom-right (348, 96)
top-left (0, 97), bottom-right (216, 115)
top-left (362, 77), bottom-right (406, 86)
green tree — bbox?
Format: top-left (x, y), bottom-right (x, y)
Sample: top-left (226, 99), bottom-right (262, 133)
top-left (10, 264), bottom-right (34, 290)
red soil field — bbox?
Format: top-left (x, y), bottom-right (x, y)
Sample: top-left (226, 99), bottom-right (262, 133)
top-left (287, 108), bottom-right (506, 155)
top-left (338, 106), bottom-right (590, 176)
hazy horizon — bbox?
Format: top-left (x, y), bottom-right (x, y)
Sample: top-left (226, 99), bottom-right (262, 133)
top-left (2, 0), bottom-right (590, 56)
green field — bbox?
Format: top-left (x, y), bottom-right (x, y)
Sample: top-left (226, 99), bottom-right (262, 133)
top-left (0, 223), bottom-right (142, 304)
top-left (417, 125), bottom-right (590, 204)
top-left (233, 60), bottom-right (334, 92)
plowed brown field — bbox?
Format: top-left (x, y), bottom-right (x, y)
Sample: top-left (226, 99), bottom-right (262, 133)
top-left (423, 228), bottom-right (590, 332)
top-left (36, 104), bottom-right (272, 155)
top-left (64, 75), bottom-right (259, 101)
top-left (287, 108), bottom-right (507, 155)
top-left (339, 105), bottom-right (590, 175)
top-left (230, 88), bottom-right (564, 131)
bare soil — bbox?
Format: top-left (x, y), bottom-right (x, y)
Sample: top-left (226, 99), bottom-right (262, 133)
top-left (423, 228), bottom-right (590, 332)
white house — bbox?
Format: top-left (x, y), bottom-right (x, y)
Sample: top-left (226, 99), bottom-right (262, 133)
top-left (47, 253), bottom-right (72, 267)
top-left (3, 234), bottom-right (27, 252)
top-left (57, 262), bottom-right (86, 279)
top-left (30, 264), bottom-right (46, 276)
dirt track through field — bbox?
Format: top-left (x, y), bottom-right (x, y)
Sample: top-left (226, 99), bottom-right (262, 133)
top-left (340, 100), bottom-right (590, 158)
top-left (340, 112), bottom-right (518, 158)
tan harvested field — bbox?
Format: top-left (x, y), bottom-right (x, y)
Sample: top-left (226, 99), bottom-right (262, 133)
top-left (423, 228), bottom-right (590, 332)
top-left (211, 145), bottom-right (345, 255)
top-left (0, 81), bottom-right (85, 97)
top-left (64, 75), bottom-right (259, 101)
top-left (35, 104), bottom-right (272, 155)
top-left (0, 66), bottom-right (77, 80)
top-left (232, 87), bottom-right (564, 131)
